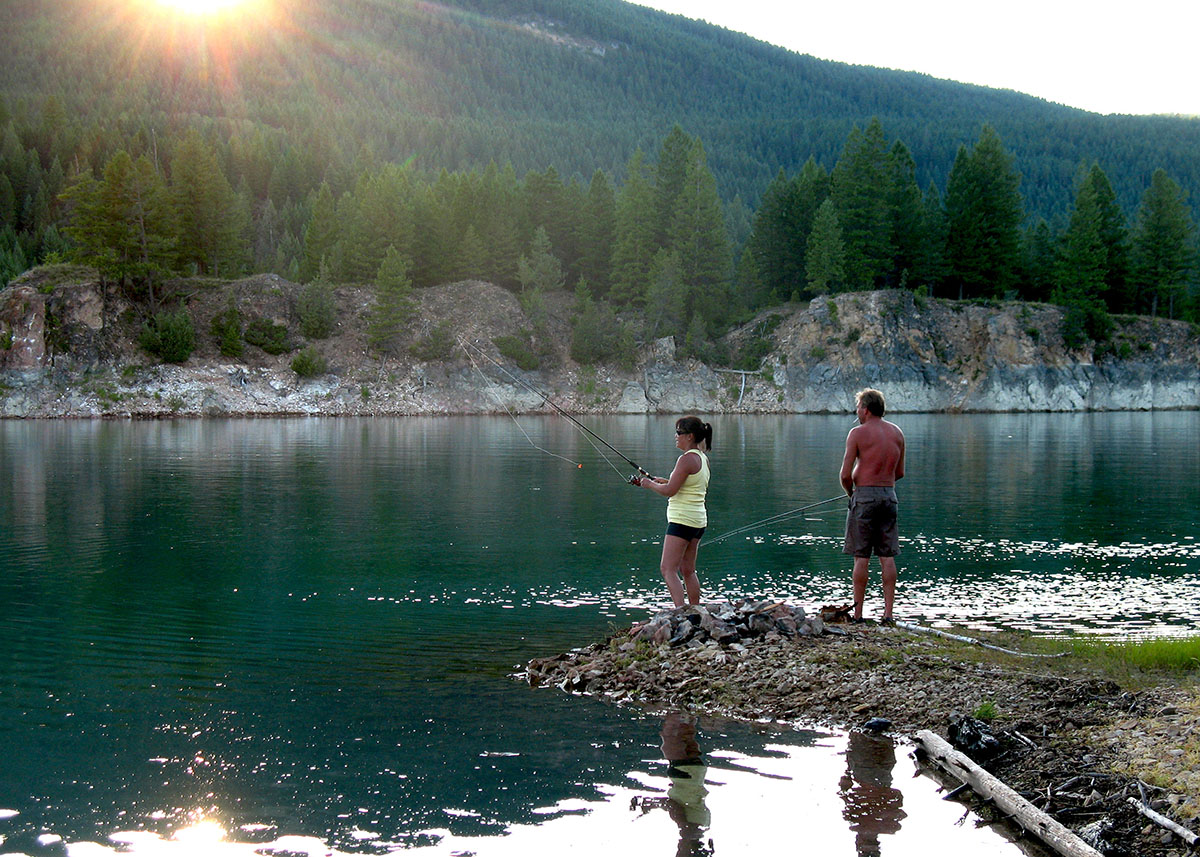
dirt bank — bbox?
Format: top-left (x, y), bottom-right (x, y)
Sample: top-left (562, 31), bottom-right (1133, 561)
top-left (524, 606), bottom-right (1199, 857)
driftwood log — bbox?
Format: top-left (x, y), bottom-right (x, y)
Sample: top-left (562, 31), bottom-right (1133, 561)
top-left (915, 730), bottom-right (1103, 857)
top-left (1126, 796), bottom-right (1200, 846)
top-left (897, 621), bottom-right (1067, 658)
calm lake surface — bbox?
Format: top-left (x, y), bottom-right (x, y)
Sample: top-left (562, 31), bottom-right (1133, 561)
top-left (1, 413), bottom-right (1197, 856)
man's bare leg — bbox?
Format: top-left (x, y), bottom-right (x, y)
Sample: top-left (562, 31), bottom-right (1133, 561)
top-left (852, 556), bottom-right (870, 619)
top-left (880, 556), bottom-right (897, 619)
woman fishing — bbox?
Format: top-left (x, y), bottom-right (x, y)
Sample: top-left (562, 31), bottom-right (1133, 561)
top-left (633, 416), bottom-right (713, 608)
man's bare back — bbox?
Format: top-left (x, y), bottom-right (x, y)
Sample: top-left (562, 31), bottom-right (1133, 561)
top-left (841, 415), bottom-right (905, 491)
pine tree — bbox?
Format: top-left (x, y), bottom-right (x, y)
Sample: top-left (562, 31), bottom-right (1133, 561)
top-left (570, 279), bottom-right (632, 367)
top-left (916, 181), bottom-right (949, 293)
top-left (805, 199), bottom-right (846, 295)
top-left (0, 173), bottom-right (15, 230)
top-left (253, 197), bottom-right (282, 272)
top-left (297, 275), bottom-right (336, 339)
top-left (367, 245), bottom-right (415, 355)
top-left (522, 166), bottom-right (567, 256)
top-left (1021, 219), bottom-right (1057, 303)
top-left (517, 225), bottom-right (565, 293)
top-left (302, 181), bottom-right (339, 282)
top-left (170, 130), bottom-right (243, 276)
top-left (0, 226), bottom-right (27, 286)
top-left (577, 169), bottom-right (616, 296)
top-left (1075, 164), bottom-right (1131, 313)
top-left (61, 150), bottom-right (176, 303)
top-left (644, 248), bottom-right (686, 339)
top-left (944, 125), bottom-right (1024, 299)
top-left (609, 150), bottom-right (656, 306)
top-left (744, 169), bottom-right (802, 309)
top-left (652, 125), bottom-right (693, 249)
top-left (409, 176), bottom-right (457, 287)
top-left (336, 174), bottom-right (377, 284)
top-left (886, 140), bottom-right (926, 288)
top-left (1053, 177), bottom-right (1113, 343)
top-left (477, 161), bottom-right (521, 288)
top-left (1055, 178), bottom-right (1108, 306)
top-left (1131, 169), bottom-right (1196, 318)
top-left (667, 138), bottom-right (731, 329)
top-left (830, 119), bottom-right (893, 290)
top-left (456, 224), bottom-right (488, 281)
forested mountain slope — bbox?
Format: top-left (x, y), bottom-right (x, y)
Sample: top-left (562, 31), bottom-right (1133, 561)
top-left (2, 0), bottom-right (1198, 218)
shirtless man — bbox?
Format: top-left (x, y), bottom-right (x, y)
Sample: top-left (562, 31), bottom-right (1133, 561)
top-left (840, 388), bottom-right (905, 624)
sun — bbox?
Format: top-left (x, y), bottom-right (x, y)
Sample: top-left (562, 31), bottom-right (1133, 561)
top-left (154, 0), bottom-right (247, 15)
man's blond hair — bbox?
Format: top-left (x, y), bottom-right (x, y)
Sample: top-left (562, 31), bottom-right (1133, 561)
top-left (856, 388), bottom-right (885, 417)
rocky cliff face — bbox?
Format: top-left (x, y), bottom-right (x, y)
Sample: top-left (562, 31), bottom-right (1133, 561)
top-left (0, 268), bottom-right (1196, 417)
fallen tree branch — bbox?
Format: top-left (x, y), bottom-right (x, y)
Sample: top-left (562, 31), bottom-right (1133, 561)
top-left (916, 730), bottom-right (1103, 857)
top-left (1009, 729), bottom-right (1038, 749)
top-left (1125, 797), bottom-right (1199, 847)
top-left (896, 622), bottom-right (1068, 658)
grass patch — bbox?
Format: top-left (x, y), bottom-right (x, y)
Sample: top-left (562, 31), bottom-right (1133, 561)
top-left (973, 700), bottom-right (998, 721)
top-left (1072, 635), bottom-right (1200, 672)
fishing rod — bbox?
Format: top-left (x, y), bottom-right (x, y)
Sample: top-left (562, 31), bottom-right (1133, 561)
top-left (458, 338), bottom-right (654, 479)
top-left (705, 494), bottom-right (845, 546)
top-left (460, 341), bottom-right (584, 469)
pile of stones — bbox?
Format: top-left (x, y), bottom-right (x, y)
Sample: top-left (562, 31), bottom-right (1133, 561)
top-left (629, 598), bottom-right (829, 647)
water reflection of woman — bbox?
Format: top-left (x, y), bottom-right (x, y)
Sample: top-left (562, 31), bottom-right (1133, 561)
top-left (838, 730), bottom-right (907, 857)
top-left (632, 712), bottom-right (712, 857)
top-left (632, 416), bottom-right (713, 608)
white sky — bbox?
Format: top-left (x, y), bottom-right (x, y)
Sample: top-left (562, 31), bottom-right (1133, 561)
top-left (633, 0), bottom-right (1200, 117)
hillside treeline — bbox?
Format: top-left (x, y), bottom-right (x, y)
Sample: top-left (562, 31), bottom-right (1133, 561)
top-left (4, 107), bottom-right (1196, 369)
top-left (3, 0), bottom-right (1200, 222)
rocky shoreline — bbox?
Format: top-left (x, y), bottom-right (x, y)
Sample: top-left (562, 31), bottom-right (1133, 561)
top-left (524, 601), bottom-right (1200, 857)
top-left (2, 272), bottom-right (1198, 418)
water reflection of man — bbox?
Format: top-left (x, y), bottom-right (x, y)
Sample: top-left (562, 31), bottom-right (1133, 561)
top-left (631, 711), bottom-right (713, 857)
top-left (838, 730), bottom-right (906, 856)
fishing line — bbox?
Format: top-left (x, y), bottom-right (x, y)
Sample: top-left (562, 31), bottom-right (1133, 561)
top-left (460, 339), bottom-right (584, 469)
top-left (705, 495), bottom-right (846, 546)
top-left (459, 338), bottom-right (645, 481)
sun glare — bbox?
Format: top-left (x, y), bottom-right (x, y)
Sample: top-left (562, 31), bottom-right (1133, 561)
top-left (155, 0), bottom-right (246, 15)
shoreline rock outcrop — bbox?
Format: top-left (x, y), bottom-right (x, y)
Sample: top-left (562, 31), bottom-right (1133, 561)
top-left (1, 269), bottom-right (1197, 418)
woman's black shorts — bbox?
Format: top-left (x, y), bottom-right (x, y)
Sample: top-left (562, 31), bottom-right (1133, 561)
top-left (666, 521), bottom-right (706, 542)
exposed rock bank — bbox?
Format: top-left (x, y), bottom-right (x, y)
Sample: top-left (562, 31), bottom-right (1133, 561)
top-left (525, 603), bottom-right (1200, 857)
top-left (1, 268), bottom-right (1197, 417)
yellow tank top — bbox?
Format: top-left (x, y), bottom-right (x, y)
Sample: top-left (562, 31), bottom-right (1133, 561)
top-left (667, 449), bottom-right (709, 528)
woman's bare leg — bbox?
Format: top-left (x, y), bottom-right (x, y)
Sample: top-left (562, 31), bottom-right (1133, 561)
top-left (659, 535), bottom-right (690, 607)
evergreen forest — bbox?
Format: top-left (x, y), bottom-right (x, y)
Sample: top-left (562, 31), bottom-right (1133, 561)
top-left (1, 0), bottom-right (1197, 366)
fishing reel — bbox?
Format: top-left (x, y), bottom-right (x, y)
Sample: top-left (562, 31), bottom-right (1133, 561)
top-left (627, 473), bottom-right (642, 485)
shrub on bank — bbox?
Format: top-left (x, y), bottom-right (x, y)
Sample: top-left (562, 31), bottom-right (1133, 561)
top-left (290, 345), bottom-right (327, 378)
top-left (139, 310), bottom-right (195, 363)
top-left (244, 318), bottom-right (292, 355)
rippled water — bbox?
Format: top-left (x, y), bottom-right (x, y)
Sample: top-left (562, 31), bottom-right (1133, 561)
top-left (1, 413), bottom-right (1195, 855)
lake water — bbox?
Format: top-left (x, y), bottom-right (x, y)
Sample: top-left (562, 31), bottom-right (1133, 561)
top-left (1, 413), bottom-right (1197, 856)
